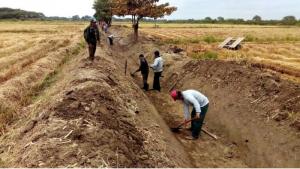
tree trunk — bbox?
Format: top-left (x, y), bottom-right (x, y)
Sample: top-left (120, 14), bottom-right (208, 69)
top-left (133, 23), bottom-right (139, 41)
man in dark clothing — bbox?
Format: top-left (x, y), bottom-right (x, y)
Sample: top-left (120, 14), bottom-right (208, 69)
top-left (150, 51), bottom-right (163, 92)
top-left (84, 19), bottom-right (100, 61)
top-left (131, 54), bottom-right (149, 91)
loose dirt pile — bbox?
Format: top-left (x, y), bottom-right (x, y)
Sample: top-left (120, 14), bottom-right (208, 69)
top-left (0, 43), bottom-right (189, 167)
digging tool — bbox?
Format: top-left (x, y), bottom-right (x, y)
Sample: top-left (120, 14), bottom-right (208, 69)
top-left (125, 60), bottom-right (128, 76)
top-left (171, 119), bottom-right (218, 140)
top-left (130, 72), bottom-right (136, 77)
top-left (170, 119), bottom-right (194, 133)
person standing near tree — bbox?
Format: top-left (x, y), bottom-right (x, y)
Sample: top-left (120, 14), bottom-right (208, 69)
top-left (84, 19), bottom-right (100, 61)
top-left (150, 51), bottom-right (164, 92)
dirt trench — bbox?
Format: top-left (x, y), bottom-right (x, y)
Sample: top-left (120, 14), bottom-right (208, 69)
top-left (0, 36), bottom-right (191, 167)
top-left (110, 26), bottom-right (300, 167)
top-left (0, 26), bottom-right (299, 168)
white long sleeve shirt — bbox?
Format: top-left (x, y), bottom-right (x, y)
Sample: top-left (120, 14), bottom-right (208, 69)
top-left (151, 57), bottom-right (164, 72)
top-left (182, 90), bottom-right (209, 120)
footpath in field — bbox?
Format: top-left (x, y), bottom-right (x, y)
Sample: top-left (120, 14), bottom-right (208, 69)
top-left (110, 26), bottom-right (300, 167)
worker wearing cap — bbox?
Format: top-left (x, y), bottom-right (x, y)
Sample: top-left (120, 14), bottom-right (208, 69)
top-left (171, 89), bottom-right (209, 140)
top-left (84, 19), bottom-right (100, 61)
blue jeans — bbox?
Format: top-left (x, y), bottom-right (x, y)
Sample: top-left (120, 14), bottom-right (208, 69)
top-left (191, 104), bottom-right (209, 138)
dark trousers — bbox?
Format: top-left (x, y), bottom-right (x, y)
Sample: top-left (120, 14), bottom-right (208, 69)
top-left (142, 73), bottom-right (149, 90)
top-left (108, 37), bottom-right (113, 45)
top-left (153, 72), bottom-right (162, 91)
top-left (191, 104), bottom-right (209, 138)
top-left (88, 43), bottom-right (96, 60)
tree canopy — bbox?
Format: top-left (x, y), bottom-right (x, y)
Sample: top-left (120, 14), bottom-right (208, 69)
top-left (93, 0), bottom-right (113, 25)
top-left (252, 15), bottom-right (262, 22)
top-left (93, 0), bottom-right (176, 40)
top-left (0, 8), bottom-right (45, 19)
top-left (282, 15), bottom-right (297, 25)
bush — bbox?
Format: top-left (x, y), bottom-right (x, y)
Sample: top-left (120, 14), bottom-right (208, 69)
top-left (245, 34), bottom-right (258, 42)
top-left (203, 35), bottom-right (217, 44)
top-left (191, 51), bottom-right (218, 60)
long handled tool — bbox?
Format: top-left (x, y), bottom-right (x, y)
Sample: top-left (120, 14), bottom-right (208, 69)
top-left (170, 119), bottom-right (194, 133)
top-left (171, 119), bottom-right (218, 140)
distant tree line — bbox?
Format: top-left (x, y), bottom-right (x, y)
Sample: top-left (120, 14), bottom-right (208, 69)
top-left (0, 7), bottom-right (45, 19)
top-left (137, 15), bottom-right (300, 26)
top-left (0, 8), bottom-right (94, 21)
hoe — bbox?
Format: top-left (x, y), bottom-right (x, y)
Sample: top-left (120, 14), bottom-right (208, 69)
top-left (171, 119), bottom-right (218, 140)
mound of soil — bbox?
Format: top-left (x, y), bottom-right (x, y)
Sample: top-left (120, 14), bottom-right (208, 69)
top-left (0, 46), bottom-right (189, 167)
top-left (110, 26), bottom-right (299, 167)
top-left (162, 59), bottom-right (300, 167)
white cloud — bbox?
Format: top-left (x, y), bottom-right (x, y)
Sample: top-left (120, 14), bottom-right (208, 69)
top-left (1, 0), bottom-right (300, 19)
top-left (0, 0), bottom-right (95, 17)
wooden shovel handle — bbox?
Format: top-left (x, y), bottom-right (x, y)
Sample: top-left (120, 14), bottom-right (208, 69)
top-left (176, 119), bottom-right (219, 140)
top-left (176, 118), bottom-right (197, 128)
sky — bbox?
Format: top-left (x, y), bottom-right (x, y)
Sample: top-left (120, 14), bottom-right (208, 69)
top-left (0, 0), bottom-right (300, 20)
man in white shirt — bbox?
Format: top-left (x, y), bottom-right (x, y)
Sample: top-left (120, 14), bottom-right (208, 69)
top-left (150, 51), bottom-right (164, 92)
top-left (171, 89), bottom-right (210, 140)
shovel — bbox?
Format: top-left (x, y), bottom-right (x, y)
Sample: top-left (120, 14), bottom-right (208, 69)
top-left (171, 119), bottom-right (218, 140)
top-left (170, 118), bottom-right (194, 133)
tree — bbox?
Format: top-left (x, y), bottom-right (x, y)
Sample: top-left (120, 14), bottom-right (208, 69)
top-left (217, 16), bottom-right (224, 22)
top-left (93, 0), bottom-right (113, 25)
top-left (252, 15), bottom-right (262, 23)
top-left (81, 15), bottom-right (93, 21)
top-left (111, 0), bottom-right (177, 40)
top-left (0, 8), bottom-right (45, 19)
top-left (204, 17), bottom-right (212, 22)
top-left (72, 15), bottom-right (80, 21)
top-left (282, 15), bottom-right (297, 25)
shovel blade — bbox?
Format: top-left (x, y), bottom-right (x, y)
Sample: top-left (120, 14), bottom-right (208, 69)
top-left (170, 127), bottom-right (181, 133)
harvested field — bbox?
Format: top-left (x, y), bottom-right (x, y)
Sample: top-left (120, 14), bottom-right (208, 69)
top-left (138, 23), bottom-right (300, 79)
top-left (0, 21), bottom-right (86, 132)
top-left (0, 22), bottom-right (299, 168)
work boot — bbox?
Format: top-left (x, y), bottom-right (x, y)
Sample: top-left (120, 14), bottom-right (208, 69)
top-left (185, 136), bottom-right (198, 140)
top-left (144, 83), bottom-right (149, 91)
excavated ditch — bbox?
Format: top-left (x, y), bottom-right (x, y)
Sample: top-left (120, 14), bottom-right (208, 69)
top-left (0, 26), bottom-right (299, 168)
top-left (111, 27), bottom-right (300, 167)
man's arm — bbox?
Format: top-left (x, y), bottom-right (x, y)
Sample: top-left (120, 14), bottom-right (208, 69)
top-left (134, 66), bottom-right (141, 74)
top-left (96, 28), bottom-right (100, 42)
top-left (151, 58), bottom-right (158, 69)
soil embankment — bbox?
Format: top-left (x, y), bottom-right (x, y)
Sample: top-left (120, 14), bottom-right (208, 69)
top-left (110, 26), bottom-right (300, 167)
top-left (0, 37), bottom-right (190, 167)
top-left (0, 26), bottom-right (299, 168)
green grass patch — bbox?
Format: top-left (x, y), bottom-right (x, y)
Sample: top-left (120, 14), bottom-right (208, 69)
top-left (203, 35), bottom-right (218, 44)
top-left (190, 51), bottom-right (218, 60)
top-left (245, 34), bottom-right (258, 42)
top-left (162, 37), bottom-right (202, 45)
top-left (161, 35), bottom-right (221, 45)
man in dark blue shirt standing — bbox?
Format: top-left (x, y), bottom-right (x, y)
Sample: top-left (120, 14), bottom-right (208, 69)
top-left (84, 19), bottom-right (100, 61)
top-left (132, 54), bottom-right (149, 91)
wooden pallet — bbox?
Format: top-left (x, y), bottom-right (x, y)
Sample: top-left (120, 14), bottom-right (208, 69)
top-left (218, 37), bottom-right (233, 48)
top-left (219, 37), bottom-right (245, 50)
